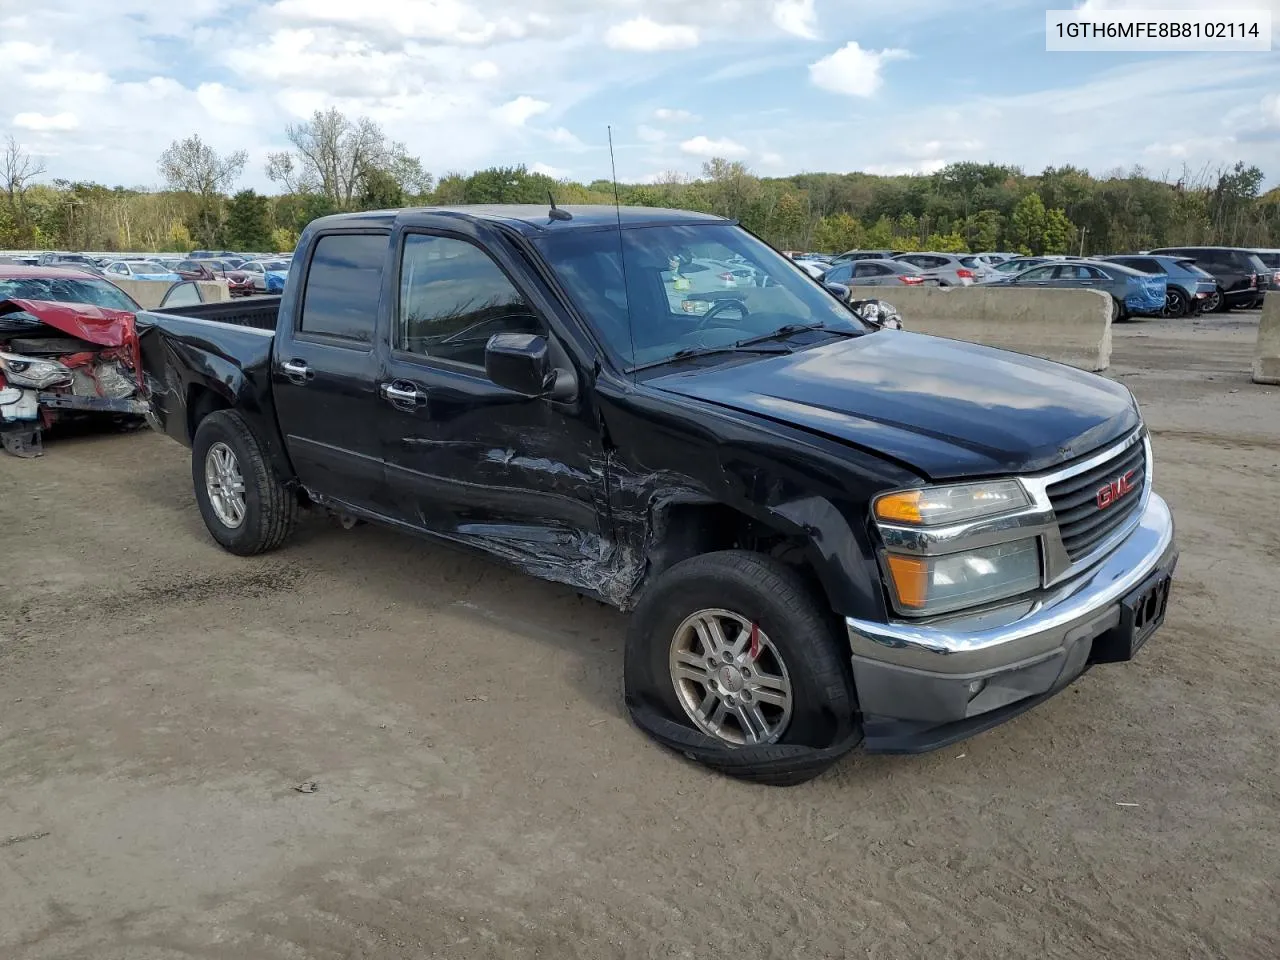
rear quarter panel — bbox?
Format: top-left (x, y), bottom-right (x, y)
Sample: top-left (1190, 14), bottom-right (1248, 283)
top-left (137, 310), bottom-right (296, 481)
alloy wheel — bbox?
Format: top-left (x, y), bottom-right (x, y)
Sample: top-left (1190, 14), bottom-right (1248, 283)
top-left (205, 441), bottom-right (246, 528)
top-left (668, 608), bottom-right (793, 746)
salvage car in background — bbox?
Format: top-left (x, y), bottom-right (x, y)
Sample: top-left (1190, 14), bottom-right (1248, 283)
top-left (238, 258), bottom-right (291, 293)
top-left (820, 258), bottom-right (929, 288)
top-left (1148, 246), bottom-right (1269, 312)
top-left (0, 265), bottom-right (147, 455)
top-left (891, 252), bottom-right (987, 285)
top-left (0, 299), bottom-right (146, 456)
top-left (988, 259), bottom-right (1165, 320)
top-left (103, 259), bottom-right (181, 283)
top-left (1098, 255), bottom-right (1217, 317)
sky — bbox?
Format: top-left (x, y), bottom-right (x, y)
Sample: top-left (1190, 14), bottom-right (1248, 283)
top-left (2, 0), bottom-right (1278, 192)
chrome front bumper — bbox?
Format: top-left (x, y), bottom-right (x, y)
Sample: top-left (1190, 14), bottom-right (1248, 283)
top-left (846, 493), bottom-right (1177, 729)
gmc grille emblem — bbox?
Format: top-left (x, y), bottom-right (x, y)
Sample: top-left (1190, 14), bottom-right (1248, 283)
top-left (1097, 470), bottom-right (1138, 509)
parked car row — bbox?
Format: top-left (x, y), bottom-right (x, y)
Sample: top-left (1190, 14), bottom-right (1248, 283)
top-left (801, 246), bottom-right (1271, 319)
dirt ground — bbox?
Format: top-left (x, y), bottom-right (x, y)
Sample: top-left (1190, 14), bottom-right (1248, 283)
top-left (2, 313), bottom-right (1278, 960)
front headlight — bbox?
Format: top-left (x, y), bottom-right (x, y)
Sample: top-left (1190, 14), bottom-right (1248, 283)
top-left (873, 479), bottom-right (1044, 617)
top-left (883, 539), bottom-right (1041, 616)
top-left (0, 352), bottom-right (73, 389)
top-left (874, 480), bottom-right (1030, 526)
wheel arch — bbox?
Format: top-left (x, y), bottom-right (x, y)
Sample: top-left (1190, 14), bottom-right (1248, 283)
top-left (640, 495), bottom-right (888, 626)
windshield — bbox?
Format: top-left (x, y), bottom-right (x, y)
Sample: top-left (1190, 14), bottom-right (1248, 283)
top-left (535, 223), bottom-right (866, 369)
top-left (0, 276), bottom-right (140, 311)
top-left (1257, 252), bottom-right (1280, 269)
top-left (136, 260), bottom-right (171, 273)
top-left (261, 260), bottom-right (290, 271)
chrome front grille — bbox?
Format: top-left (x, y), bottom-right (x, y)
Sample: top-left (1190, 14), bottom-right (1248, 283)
top-left (1046, 439), bottom-right (1147, 562)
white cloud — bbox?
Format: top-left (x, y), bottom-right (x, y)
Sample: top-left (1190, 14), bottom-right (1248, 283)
top-left (771, 0), bottom-right (817, 39)
top-left (469, 60), bottom-right (500, 80)
top-left (13, 111), bottom-right (79, 132)
top-left (680, 135), bottom-right (748, 158)
top-left (809, 42), bottom-right (908, 97)
top-left (759, 151), bottom-right (785, 167)
top-left (0, 41), bottom-right (51, 65)
top-left (545, 126), bottom-right (587, 149)
top-left (637, 124), bottom-right (666, 143)
top-left (605, 17), bottom-right (699, 52)
top-left (653, 107), bottom-right (697, 122)
top-left (25, 70), bottom-right (112, 93)
top-left (531, 161), bottom-right (566, 178)
top-left (492, 95), bottom-right (550, 125)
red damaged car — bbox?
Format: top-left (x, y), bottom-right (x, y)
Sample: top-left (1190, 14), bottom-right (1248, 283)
top-left (0, 266), bottom-right (148, 457)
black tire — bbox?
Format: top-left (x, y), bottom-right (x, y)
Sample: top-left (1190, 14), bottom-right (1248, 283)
top-left (1205, 287), bottom-right (1225, 313)
top-left (1110, 297), bottom-right (1123, 323)
top-left (1163, 288), bottom-right (1187, 318)
top-left (624, 550), bottom-right (859, 785)
top-left (191, 409), bottom-right (296, 555)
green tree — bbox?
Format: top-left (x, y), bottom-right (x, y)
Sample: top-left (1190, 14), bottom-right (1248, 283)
top-left (767, 190), bottom-right (808, 250)
top-left (220, 189), bottom-right (272, 250)
top-left (1042, 207), bottom-right (1075, 254)
top-left (964, 209), bottom-right (1004, 251)
top-left (924, 231), bottom-right (969, 253)
top-left (811, 212), bottom-right (863, 253)
top-left (356, 167), bottom-right (405, 210)
top-left (865, 215), bottom-right (895, 248)
top-left (1009, 193), bottom-right (1048, 254)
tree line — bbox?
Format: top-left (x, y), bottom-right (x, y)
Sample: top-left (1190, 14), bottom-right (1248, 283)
top-left (3, 108), bottom-right (1278, 256)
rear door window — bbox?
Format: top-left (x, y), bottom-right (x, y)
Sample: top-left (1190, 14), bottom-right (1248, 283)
top-left (299, 233), bottom-right (386, 344)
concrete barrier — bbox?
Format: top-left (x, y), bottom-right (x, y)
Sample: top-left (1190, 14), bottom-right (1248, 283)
top-left (867, 286), bottom-right (1113, 372)
top-left (108, 277), bottom-right (230, 308)
top-left (109, 278), bottom-right (172, 309)
top-left (1253, 295), bottom-right (1280, 385)
top-left (195, 280), bottom-right (230, 303)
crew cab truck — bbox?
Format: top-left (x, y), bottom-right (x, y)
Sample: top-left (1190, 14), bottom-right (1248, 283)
top-left (138, 206), bottom-right (1178, 785)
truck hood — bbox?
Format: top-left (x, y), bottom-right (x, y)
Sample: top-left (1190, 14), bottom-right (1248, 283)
top-left (649, 331), bottom-right (1140, 479)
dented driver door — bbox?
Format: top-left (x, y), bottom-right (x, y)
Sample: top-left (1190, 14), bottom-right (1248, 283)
top-left (377, 222), bottom-right (611, 583)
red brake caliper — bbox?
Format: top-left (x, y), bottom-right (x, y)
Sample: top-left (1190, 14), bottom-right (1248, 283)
top-left (748, 622), bottom-right (761, 661)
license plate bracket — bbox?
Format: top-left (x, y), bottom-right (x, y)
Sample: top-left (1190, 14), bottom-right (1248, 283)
top-left (1090, 572), bottom-right (1173, 663)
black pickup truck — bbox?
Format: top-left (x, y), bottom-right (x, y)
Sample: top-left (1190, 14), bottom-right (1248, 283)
top-left (138, 205), bottom-right (1177, 784)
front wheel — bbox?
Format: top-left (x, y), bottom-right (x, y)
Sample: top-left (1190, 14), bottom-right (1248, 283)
top-left (1204, 288), bottom-right (1224, 313)
top-left (192, 409), bottom-right (297, 555)
top-left (624, 551), bottom-right (859, 785)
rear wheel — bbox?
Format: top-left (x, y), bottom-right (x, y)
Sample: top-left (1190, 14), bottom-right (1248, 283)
top-left (1163, 288), bottom-right (1188, 318)
top-left (625, 551), bottom-right (859, 784)
top-left (191, 410), bottom-right (296, 555)
top-left (1110, 297), bottom-right (1123, 323)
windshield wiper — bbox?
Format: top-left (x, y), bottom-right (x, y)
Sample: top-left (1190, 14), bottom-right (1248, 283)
top-left (734, 322), bottom-right (859, 348)
top-left (627, 342), bottom-right (792, 373)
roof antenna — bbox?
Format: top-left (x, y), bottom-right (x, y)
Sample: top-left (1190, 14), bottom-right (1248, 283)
top-left (608, 125), bottom-right (637, 379)
top-left (548, 191), bottom-right (572, 222)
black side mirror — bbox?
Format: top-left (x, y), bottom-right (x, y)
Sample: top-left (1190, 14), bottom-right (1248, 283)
top-left (484, 333), bottom-right (578, 401)
top-left (823, 281), bottom-right (850, 300)
top-left (485, 333), bottom-right (552, 395)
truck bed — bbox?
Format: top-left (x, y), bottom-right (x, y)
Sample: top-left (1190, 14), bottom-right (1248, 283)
top-left (151, 295), bottom-right (280, 331)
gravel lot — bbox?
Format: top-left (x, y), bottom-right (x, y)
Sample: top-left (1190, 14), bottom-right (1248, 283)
top-left (2, 314), bottom-right (1278, 959)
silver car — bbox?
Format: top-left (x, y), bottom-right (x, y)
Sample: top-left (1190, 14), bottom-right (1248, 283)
top-left (892, 252), bottom-right (988, 286)
top-left (820, 258), bottom-right (929, 288)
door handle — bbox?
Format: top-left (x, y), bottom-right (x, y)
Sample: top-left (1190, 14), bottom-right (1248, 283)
top-left (281, 359), bottom-right (313, 384)
top-left (380, 381), bottom-right (428, 409)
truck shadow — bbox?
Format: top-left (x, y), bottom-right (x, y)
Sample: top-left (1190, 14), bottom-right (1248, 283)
top-left (285, 515), bottom-right (629, 718)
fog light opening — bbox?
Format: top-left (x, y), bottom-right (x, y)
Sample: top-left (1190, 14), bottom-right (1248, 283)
top-left (967, 678), bottom-right (988, 701)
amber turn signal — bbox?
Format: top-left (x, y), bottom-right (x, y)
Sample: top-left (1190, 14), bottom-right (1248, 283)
top-left (874, 491), bottom-right (923, 524)
top-left (885, 554), bottom-right (929, 608)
